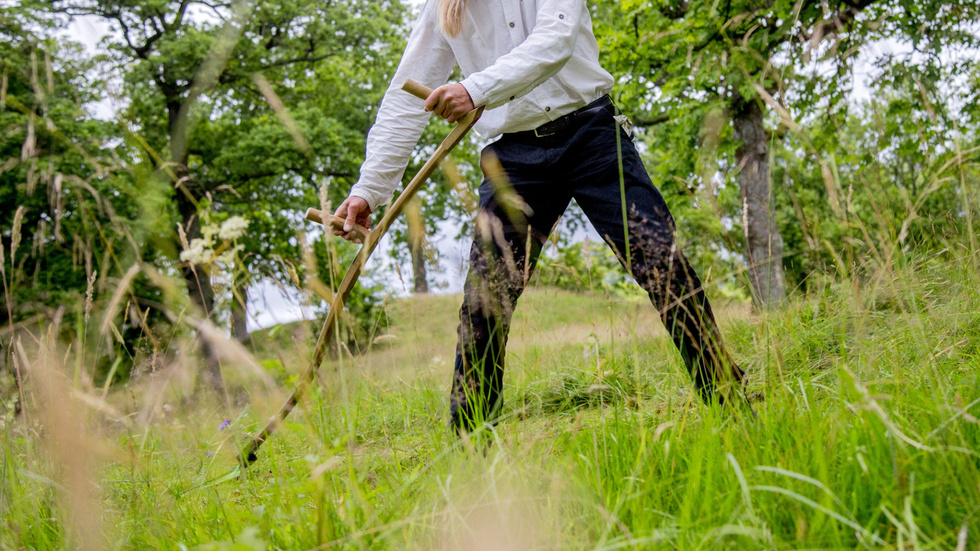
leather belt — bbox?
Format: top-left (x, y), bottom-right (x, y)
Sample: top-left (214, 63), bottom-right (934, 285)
top-left (509, 95), bottom-right (615, 139)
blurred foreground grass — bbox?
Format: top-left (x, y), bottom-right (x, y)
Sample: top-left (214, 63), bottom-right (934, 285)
top-left (3, 250), bottom-right (980, 550)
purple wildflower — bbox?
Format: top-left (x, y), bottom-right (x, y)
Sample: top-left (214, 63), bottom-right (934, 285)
top-left (218, 419), bottom-right (231, 431)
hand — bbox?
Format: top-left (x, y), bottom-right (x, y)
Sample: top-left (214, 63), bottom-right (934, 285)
top-left (424, 83), bottom-right (475, 124)
top-left (332, 196), bottom-right (372, 243)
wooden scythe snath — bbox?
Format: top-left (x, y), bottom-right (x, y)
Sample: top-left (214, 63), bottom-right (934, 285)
top-left (238, 80), bottom-right (484, 467)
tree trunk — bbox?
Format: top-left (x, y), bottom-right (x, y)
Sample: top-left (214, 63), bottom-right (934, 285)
top-left (231, 279), bottom-right (250, 344)
top-left (410, 240), bottom-right (429, 294)
top-left (167, 96), bottom-right (226, 395)
top-left (406, 201), bottom-right (429, 294)
top-left (732, 96), bottom-right (786, 310)
top-left (175, 165), bottom-right (226, 396)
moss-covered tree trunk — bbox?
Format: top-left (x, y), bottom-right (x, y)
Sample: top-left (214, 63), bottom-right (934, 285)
top-left (170, 100), bottom-right (225, 395)
top-left (733, 96), bottom-right (786, 310)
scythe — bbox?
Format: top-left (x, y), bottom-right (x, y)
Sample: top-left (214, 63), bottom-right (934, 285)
top-left (237, 80), bottom-right (483, 467)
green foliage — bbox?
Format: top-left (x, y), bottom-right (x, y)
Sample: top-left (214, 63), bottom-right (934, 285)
top-left (534, 239), bottom-right (645, 298)
top-left (0, 10), bottom-right (173, 381)
top-left (31, 0), bottom-right (411, 347)
top-left (6, 0), bottom-right (975, 340)
top-left (591, 0), bottom-right (980, 294)
top-left (312, 235), bottom-right (389, 355)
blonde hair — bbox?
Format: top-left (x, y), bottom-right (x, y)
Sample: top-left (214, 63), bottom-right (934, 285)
top-left (439, 0), bottom-right (466, 38)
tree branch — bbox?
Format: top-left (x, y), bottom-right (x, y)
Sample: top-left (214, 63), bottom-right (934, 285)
top-left (632, 113), bottom-right (671, 128)
top-left (260, 50), bottom-right (341, 70)
top-left (806, 0), bottom-right (881, 47)
top-left (171, 0), bottom-right (193, 30)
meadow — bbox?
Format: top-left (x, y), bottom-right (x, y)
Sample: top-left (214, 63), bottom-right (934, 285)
top-left (3, 245), bottom-right (980, 550)
top-left (3, 0), bottom-right (979, 548)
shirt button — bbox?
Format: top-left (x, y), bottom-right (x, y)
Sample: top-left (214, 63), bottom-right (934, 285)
top-left (545, 106), bottom-right (551, 112)
top-left (559, 14), bottom-right (564, 19)
top-left (509, 22), bottom-right (515, 28)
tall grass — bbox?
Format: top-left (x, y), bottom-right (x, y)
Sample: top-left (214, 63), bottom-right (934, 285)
top-left (2, 240), bottom-right (980, 549)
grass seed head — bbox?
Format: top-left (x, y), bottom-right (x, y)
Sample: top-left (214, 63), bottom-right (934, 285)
top-left (10, 205), bottom-right (25, 265)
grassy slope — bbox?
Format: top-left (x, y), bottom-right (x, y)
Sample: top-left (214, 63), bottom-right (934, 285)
top-left (3, 253), bottom-right (980, 550)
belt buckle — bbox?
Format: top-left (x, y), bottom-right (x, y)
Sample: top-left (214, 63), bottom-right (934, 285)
top-left (533, 112), bottom-right (574, 137)
top-left (533, 126), bottom-right (556, 138)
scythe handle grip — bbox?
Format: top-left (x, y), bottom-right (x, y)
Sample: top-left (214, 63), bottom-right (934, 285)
top-left (304, 208), bottom-right (371, 242)
top-left (402, 79), bottom-right (434, 101)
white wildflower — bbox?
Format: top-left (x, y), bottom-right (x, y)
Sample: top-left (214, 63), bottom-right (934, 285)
top-left (201, 221), bottom-right (219, 242)
top-left (180, 238), bottom-right (212, 264)
top-left (215, 250), bottom-right (234, 265)
top-left (215, 244), bottom-right (243, 265)
top-left (219, 216), bottom-right (249, 241)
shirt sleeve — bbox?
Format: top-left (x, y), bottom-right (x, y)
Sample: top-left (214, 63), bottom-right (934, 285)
top-left (350, 0), bottom-right (456, 212)
top-left (459, 0), bottom-right (585, 110)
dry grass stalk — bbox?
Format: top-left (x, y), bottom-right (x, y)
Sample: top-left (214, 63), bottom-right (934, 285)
top-left (1, 69), bottom-right (7, 110)
top-left (44, 49), bottom-right (54, 95)
top-left (10, 205), bottom-right (25, 267)
top-left (29, 50), bottom-right (44, 103)
top-left (299, 229), bottom-right (334, 302)
top-left (406, 198), bottom-right (426, 260)
top-left (99, 264), bottom-right (141, 337)
top-left (70, 387), bottom-right (132, 428)
top-left (134, 344), bottom-right (195, 426)
top-left (16, 339), bottom-right (106, 551)
top-left (1, 239), bottom-right (9, 308)
top-left (196, 319), bottom-right (276, 390)
top-left (84, 270), bottom-right (97, 325)
top-left (10, 335), bottom-right (28, 417)
top-left (170, 0), bottom-right (255, 161)
top-left (177, 221), bottom-right (190, 251)
top-left (441, 155), bottom-right (477, 216)
top-left (21, 111), bottom-right (35, 162)
top-left (127, 303), bottom-right (160, 348)
top-left (434, 473), bottom-right (547, 551)
top-left (26, 157), bottom-right (38, 195)
top-left (51, 172), bottom-right (64, 242)
top-left (254, 73), bottom-right (311, 153)
top-left (141, 264), bottom-right (190, 315)
top-left (955, 522), bottom-right (968, 551)
top-left (481, 151), bottom-right (528, 226)
top-left (319, 180), bottom-right (330, 215)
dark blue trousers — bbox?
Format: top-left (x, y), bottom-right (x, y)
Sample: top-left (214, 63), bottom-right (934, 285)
top-left (450, 100), bottom-right (744, 432)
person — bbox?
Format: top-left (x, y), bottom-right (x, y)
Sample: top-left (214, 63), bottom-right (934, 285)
top-left (333, 0), bottom-right (747, 434)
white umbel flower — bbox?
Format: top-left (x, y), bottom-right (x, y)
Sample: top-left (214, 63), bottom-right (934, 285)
top-left (219, 216), bottom-right (249, 241)
top-left (215, 244), bottom-right (244, 265)
top-left (179, 238), bottom-right (212, 264)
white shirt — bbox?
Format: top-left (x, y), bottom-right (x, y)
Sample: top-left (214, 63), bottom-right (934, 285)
top-left (349, 0), bottom-right (615, 211)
